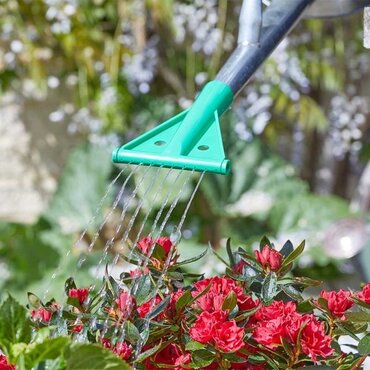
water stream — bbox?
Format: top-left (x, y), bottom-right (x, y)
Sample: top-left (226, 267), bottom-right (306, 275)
top-left (43, 163), bottom-right (205, 362)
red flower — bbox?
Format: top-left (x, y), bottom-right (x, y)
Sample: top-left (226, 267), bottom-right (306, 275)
top-left (301, 315), bottom-right (333, 361)
top-left (129, 267), bottom-right (149, 278)
top-left (192, 276), bottom-right (258, 313)
top-left (72, 324), bottom-right (83, 333)
top-left (165, 290), bottom-right (184, 318)
top-left (255, 245), bottom-right (282, 272)
top-left (115, 291), bottom-right (135, 318)
top-left (137, 236), bottom-right (173, 256)
top-left (319, 290), bottom-right (353, 319)
top-left (233, 260), bottom-right (247, 275)
top-left (254, 301), bottom-right (297, 321)
top-left (252, 301), bottom-right (304, 348)
top-left (358, 283), bottom-right (370, 305)
top-left (213, 320), bottom-right (244, 352)
top-left (144, 343), bottom-right (190, 370)
top-left (31, 308), bottom-right (52, 322)
top-left (113, 342), bottom-right (133, 360)
top-left (137, 236), bottom-right (177, 269)
top-left (101, 338), bottom-right (112, 348)
top-left (0, 354), bottom-right (15, 370)
top-left (252, 317), bottom-right (286, 349)
top-left (137, 295), bottom-right (162, 318)
top-left (68, 288), bottom-right (89, 305)
top-left (189, 310), bottom-right (228, 344)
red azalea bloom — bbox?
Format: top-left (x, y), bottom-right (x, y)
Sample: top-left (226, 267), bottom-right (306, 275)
top-left (255, 245), bottom-right (283, 272)
top-left (0, 354), bottom-right (15, 370)
top-left (189, 310), bottom-right (228, 344)
top-left (252, 301), bottom-right (304, 349)
top-left (144, 343), bottom-right (190, 370)
top-left (233, 260), bottom-right (247, 275)
top-left (68, 288), bottom-right (89, 305)
top-left (115, 291), bottom-right (135, 318)
top-left (101, 338), bottom-right (112, 349)
top-left (31, 308), bottom-right (52, 322)
top-left (137, 236), bottom-right (177, 269)
top-left (213, 320), bottom-right (244, 352)
top-left (252, 317), bottom-right (286, 349)
top-left (129, 267), bottom-right (149, 278)
top-left (165, 290), bottom-right (184, 318)
top-left (137, 295), bottom-right (162, 318)
top-left (192, 276), bottom-right (258, 313)
top-left (72, 324), bottom-right (83, 333)
top-left (319, 290), bottom-right (353, 319)
top-left (254, 300), bottom-right (297, 321)
top-left (301, 315), bottom-right (333, 361)
top-left (137, 236), bottom-right (173, 256)
top-left (113, 342), bottom-right (133, 360)
top-left (358, 283), bottom-right (370, 305)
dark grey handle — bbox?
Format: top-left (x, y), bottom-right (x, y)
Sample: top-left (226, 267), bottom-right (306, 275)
top-left (305, 0), bottom-right (370, 18)
top-left (216, 0), bottom-right (313, 95)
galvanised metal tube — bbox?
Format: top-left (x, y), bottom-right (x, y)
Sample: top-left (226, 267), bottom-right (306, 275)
top-left (238, 0), bottom-right (262, 45)
top-left (216, 0), bottom-right (313, 95)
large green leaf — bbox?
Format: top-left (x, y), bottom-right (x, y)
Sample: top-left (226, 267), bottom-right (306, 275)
top-left (0, 222), bottom-right (60, 293)
top-left (44, 143), bottom-right (113, 233)
top-left (22, 337), bottom-right (70, 369)
top-left (66, 343), bottom-right (131, 370)
top-left (0, 295), bottom-right (32, 354)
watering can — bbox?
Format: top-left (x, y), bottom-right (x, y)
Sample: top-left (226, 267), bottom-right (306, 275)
top-left (113, 0), bottom-right (370, 175)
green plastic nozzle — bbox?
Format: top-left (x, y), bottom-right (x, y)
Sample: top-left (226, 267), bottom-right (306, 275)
top-left (112, 80), bottom-right (234, 175)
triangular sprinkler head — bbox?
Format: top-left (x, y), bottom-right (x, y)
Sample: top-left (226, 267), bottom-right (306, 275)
top-left (112, 109), bottom-right (230, 175)
top-left (112, 81), bottom-right (234, 175)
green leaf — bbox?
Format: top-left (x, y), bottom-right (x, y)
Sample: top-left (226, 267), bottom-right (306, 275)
top-left (135, 275), bottom-right (152, 306)
top-left (345, 311), bottom-right (370, 323)
top-left (27, 292), bottom-right (42, 309)
top-left (279, 240), bottom-right (293, 257)
top-left (190, 349), bottom-right (215, 368)
top-left (185, 341), bottom-right (206, 351)
top-left (151, 244), bottom-right (166, 262)
top-left (135, 342), bottom-right (162, 363)
top-left (261, 272), bottom-right (278, 303)
top-left (281, 241), bottom-right (305, 269)
top-left (175, 290), bottom-right (192, 313)
top-left (66, 343), bottom-right (130, 369)
top-left (23, 337), bottom-right (70, 369)
top-left (281, 285), bottom-right (303, 301)
top-left (226, 239), bottom-right (235, 266)
top-left (64, 277), bottom-right (77, 296)
top-left (0, 295), bottom-right (32, 353)
top-left (222, 291), bottom-right (237, 311)
top-left (124, 321), bottom-right (141, 345)
top-left (146, 296), bottom-right (170, 321)
top-left (175, 248), bottom-right (208, 267)
top-left (297, 299), bottom-right (315, 313)
top-left (260, 236), bottom-right (272, 250)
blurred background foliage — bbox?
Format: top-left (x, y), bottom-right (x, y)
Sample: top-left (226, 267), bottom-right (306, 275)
top-left (0, 0), bottom-right (369, 302)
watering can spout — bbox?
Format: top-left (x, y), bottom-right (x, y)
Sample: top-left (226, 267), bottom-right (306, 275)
top-left (112, 81), bottom-right (233, 175)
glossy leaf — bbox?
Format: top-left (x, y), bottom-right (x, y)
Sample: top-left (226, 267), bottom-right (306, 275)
top-left (66, 343), bottom-right (130, 369)
top-left (261, 272), bottom-right (278, 302)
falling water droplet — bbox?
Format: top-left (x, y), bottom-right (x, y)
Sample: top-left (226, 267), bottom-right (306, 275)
top-left (170, 227), bottom-right (182, 244)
